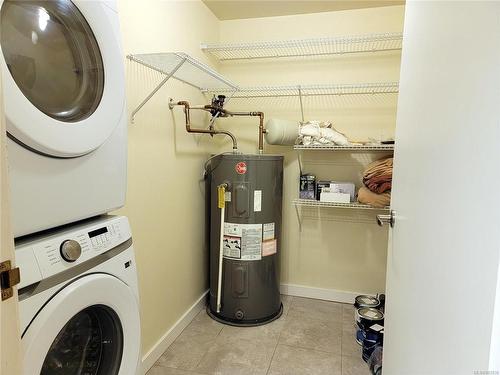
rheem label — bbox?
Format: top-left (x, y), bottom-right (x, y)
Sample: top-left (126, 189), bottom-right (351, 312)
top-left (235, 162), bottom-right (247, 174)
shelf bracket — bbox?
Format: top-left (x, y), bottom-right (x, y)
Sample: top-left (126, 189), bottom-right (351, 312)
top-left (129, 57), bottom-right (187, 124)
top-left (298, 85), bottom-right (305, 122)
top-left (294, 202), bottom-right (303, 232)
top-left (297, 150), bottom-right (303, 174)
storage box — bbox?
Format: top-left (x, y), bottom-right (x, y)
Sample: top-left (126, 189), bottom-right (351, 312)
top-left (316, 181), bottom-right (332, 200)
top-left (316, 181), bottom-right (355, 202)
top-left (320, 190), bottom-right (351, 203)
top-left (299, 174), bottom-right (316, 199)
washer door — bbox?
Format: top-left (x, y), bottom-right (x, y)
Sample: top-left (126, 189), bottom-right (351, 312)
top-left (0, 0), bottom-right (125, 157)
top-left (22, 274), bottom-right (140, 375)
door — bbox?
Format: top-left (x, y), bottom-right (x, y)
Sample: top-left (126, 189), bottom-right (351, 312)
top-left (383, 2), bottom-right (500, 374)
top-left (22, 273), bottom-right (141, 375)
top-left (0, 0), bottom-right (125, 157)
top-left (0, 52), bottom-right (23, 374)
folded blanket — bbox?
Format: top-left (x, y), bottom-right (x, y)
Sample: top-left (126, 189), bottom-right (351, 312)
top-left (357, 186), bottom-right (391, 208)
top-left (364, 158), bottom-right (393, 179)
top-left (363, 157), bottom-right (393, 194)
top-left (365, 174), bottom-right (392, 194)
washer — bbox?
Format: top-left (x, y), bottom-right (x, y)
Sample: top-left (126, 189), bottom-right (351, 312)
top-left (16, 215), bottom-right (141, 375)
top-left (0, 0), bottom-right (127, 237)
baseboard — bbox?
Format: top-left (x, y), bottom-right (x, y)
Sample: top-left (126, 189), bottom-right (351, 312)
top-left (141, 290), bottom-right (208, 374)
top-left (280, 283), bottom-right (370, 304)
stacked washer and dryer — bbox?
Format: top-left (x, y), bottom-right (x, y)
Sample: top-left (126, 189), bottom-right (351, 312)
top-left (0, 0), bottom-right (141, 374)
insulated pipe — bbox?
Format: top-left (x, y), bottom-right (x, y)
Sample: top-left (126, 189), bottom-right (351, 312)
top-left (171, 101), bottom-right (238, 151)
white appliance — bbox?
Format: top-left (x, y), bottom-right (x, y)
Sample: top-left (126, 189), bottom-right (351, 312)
top-left (0, 0), bottom-right (127, 237)
top-left (16, 215), bottom-right (141, 375)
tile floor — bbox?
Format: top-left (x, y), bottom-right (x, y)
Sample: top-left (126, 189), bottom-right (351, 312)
top-left (147, 296), bottom-right (370, 375)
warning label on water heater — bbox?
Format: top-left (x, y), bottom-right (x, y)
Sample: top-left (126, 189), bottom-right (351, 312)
top-left (262, 239), bottom-right (277, 257)
top-left (263, 223), bottom-right (275, 241)
top-left (223, 223), bottom-right (262, 261)
top-left (223, 235), bottom-right (241, 259)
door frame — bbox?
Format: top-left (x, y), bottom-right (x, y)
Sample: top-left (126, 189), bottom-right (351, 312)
top-left (0, 56), bottom-right (23, 374)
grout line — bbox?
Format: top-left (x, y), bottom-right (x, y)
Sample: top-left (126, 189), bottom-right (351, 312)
top-left (193, 351), bottom-right (209, 371)
top-left (214, 325), bottom-right (223, 338)
top-left (286, 314), bottom-right (344, 326)
top-left (265, 296), bottom-right (291, 375)
top-left (160, 365), bottom-right (210, 375)
top-left (285, 296), bottom-right (294, 316)
top-left (278, 343), bottom-right (342, 356)
top-left (192, 313), bottom-right (225, 370)
top-left (148, 306), bottom-right (207, 371)
top-left (341, 305), bottom-right (345, 375)
top-left (265, 325), bottom-right (283, 374)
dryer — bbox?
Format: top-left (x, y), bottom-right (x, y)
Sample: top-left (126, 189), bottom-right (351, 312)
top-left (0, 0), bottom-right (127, 237)
top-left (16, 215), bottom-right (141, 375)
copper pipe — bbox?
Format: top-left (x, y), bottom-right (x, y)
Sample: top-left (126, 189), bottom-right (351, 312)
top-left (175, 101), bottom-right (238, 151)
top-left (202, 106), bottom-right (267, 154)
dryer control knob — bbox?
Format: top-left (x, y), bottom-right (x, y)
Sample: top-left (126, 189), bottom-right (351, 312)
top-left (60, 240), bottom-right (82, 262)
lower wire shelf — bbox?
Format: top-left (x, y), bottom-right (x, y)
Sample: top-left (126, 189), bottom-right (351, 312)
top-left (293, 198), bottom-right (389, 210)
top-left (292, 198), bottom-right (390, 230)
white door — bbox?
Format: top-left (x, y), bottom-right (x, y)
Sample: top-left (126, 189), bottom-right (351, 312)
top-left (0, 0), bottom-right (125, 157)
top-left (383, 2), bottom-right (500, 374)
top-left (0, 54), bottom-right (22, 374)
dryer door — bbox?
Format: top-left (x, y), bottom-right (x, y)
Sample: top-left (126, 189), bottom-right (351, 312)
top-left (22, 274), bottom-right (140, 375)
top-left (0, 0), bottom-right (125, 158)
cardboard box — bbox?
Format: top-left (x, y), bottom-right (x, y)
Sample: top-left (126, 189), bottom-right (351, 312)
top-left (316, 181), bottom-right (355, 202)
top-left (316, 181), bottom-right (332, 200)
top-left (320, 191), bottom-right (351, 203)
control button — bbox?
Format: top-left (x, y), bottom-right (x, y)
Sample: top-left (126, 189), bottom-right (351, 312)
top-left (60, 240), bottom-right (82, 262)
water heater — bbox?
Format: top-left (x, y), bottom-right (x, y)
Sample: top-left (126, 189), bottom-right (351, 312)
top-left (206, 154), bottom-right (283, 326)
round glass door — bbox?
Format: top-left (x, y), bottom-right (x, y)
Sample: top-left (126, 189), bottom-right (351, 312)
top-left (22, 274), bottom-right (140, 375)
top-left (41, 305), bottom-right (123, 375)
top-left (0, 0), bottom-right (104, 122)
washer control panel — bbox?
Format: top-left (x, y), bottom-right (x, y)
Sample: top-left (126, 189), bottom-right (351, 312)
top-left (60, 240), bottom-right (82, 262)
top-left (87, 223), bottom-right (122, 251)
top-left (15, 216), bottom-right (131, 287)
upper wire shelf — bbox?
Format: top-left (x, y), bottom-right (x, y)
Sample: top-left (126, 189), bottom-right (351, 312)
top-left (126, 52), bottom-right (238, 122)
top-left (201, 32), bottom-right (403, 61)
top-left (294, 144), bottom-right (394, 151)
top-left (203, 82), bottom-right (399, 99)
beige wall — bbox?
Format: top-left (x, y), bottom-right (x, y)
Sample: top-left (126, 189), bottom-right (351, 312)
top-left (116, 0), bottom-right (404, 360)
top-left (215, 6), bottom-right (405, 294)
top-left (116, 0), bottom-right (220, 357)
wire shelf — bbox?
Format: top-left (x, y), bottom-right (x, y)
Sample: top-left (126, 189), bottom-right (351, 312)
top-left (127, 52), bottom-right (237, 90)
top-left (126, 52), bottom-right (238, 121)
top-left (201, 33), bottom-right (403, 61)
top-left (294, 144), bottom-right (394, 151)
top-left (204, 82), bottom-right (399, 99)
top-left (293, 199), bottom-right (389, 211)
